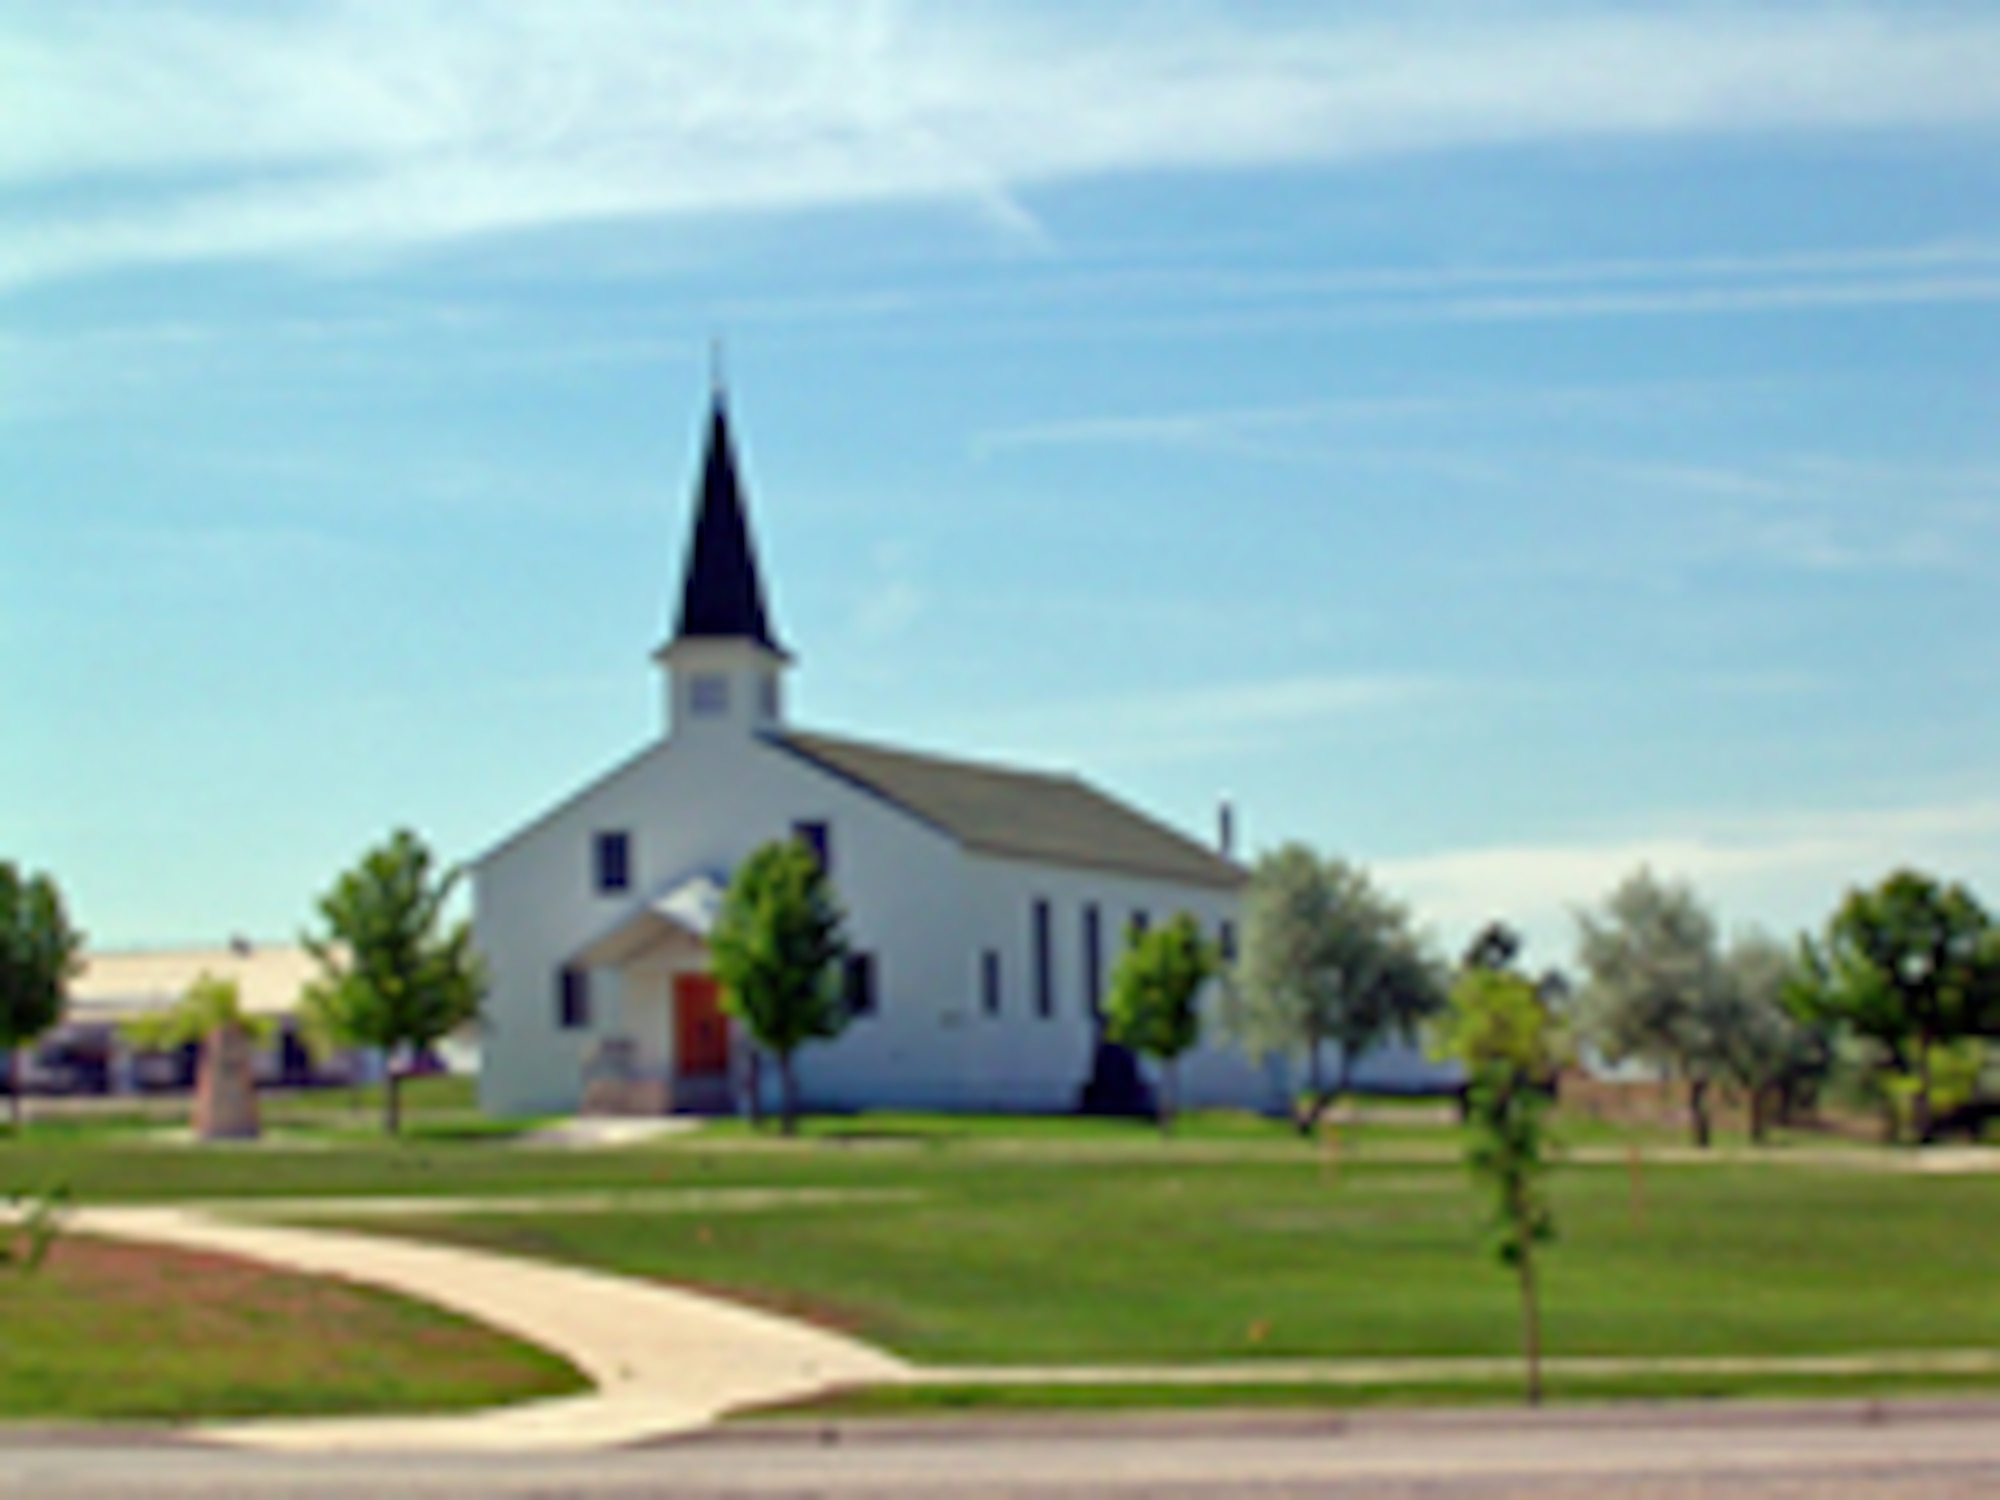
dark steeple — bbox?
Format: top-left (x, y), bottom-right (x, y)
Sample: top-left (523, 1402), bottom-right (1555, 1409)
top-left (671, 393), bottom-right (784, 654)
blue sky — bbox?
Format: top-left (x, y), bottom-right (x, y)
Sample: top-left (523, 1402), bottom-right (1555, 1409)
top-left (6, 1), bottom-right (1999, 963)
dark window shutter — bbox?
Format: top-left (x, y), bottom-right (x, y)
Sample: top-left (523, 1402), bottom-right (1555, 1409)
top-left (844, 952), bottom-right (877, 1017)
top-left (557, 966), bottom-right (591, 1030)
top-left (1033, 899), bottom-right (1054, 1019)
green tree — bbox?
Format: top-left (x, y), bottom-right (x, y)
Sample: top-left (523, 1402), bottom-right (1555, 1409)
top-left (122, 972), bottom-right (272, 1054)
top-left (1104, 912), bottom-right (1216, 1135)
top-left (1461, 920), bottom-right (1526, 977)
top-left (1433, 964), bottom-right (1565, 1407)
top-left (1228, 845), bottom-right (1446, 1133)
top-left (1575, 868), bottom-right (1730, 1148)
top-left (709, 838), bottom-right (850, 1136)
top-left (1435, 964), bottom-right (1569, 1083)
top-left (0, 862), bottom-right (84, 1132)
top-left (301, 829), bottom-right (484, 1136)
top-left (1709, 932), bottom-right (1831, 1144)
top-left (1461, 920), bottom-right (1573, 1028)
top-left (1794, 869), bottom-right (1999, 1143)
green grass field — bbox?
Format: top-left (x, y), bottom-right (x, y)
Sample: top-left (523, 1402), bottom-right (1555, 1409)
top-left (0, 1233), bottom-right (585, 1420)
top-left (342, 1148), bottom-right (2000, 1368)
top-left (761, 1368), bottom-right (2000, 1419)
top-left (3, 1096), bottom-right (1995, 1418)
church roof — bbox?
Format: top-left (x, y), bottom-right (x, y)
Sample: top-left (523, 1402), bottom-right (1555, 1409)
top-left (671, 397), bottom-right (784, 653)
top-left (777, 731), bottom-right (1246, 890)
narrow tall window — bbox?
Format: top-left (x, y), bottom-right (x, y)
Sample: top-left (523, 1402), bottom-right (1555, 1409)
top-left (593, 831), bottom-right (631, 894)
top-left (844, 952), bottom-right (877, 1017)
top-left (1032, 899), bottom-right (1054, 1019)
top-left (1082, 903), bottom-right (1103, 1020)
top-left (557, 966), bottom-right (591, 1031)
top-left (1130, 909), bottom-right (1151, 938)
top-left (1219, 920), bottom-right (1238, 963)
top-left (793, 820), bottom-right (830, 871)
top-left (981, 949), bottom-right (1002, 1016)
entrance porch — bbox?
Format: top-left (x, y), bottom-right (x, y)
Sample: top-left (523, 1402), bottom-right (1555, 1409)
top-left (572, 876), bottom-right (739, 1115)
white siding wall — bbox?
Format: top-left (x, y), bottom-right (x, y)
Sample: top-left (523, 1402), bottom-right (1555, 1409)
top-left (475, 728), bottom-right (972, 1116)
top-left (951, 854), bottom-right (1283, 1114)
top-left (475, 722), bottom-right (1444, 1118)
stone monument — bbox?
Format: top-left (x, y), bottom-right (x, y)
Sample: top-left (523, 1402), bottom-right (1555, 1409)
top-left (192, 1022), bottom-right (260, 1141)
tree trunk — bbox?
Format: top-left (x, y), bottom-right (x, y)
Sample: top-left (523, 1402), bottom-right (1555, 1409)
top-left (7, 1047), bottom-right (19, 1133)
top-left (1688, 1075), bottom-right (1712, 1149)
top-left (1748, 1084), bottom-right (1768, 1145)
top-left (1299, 1029), bottom-right (1326, 1135)
top-left (1159, 1058), bottom-right (1177, 1137)
top-left (779, 1052), bottom-right (798, 1137)
top-left (384, 1065), bottom-right (402, 1137)
top-left (745, 1048), bottom-right (764, 1130)
top-left (1320, 1049), bottom-right (1355, 1132)
top-left (1519, 1235), bottom-right (1543, 1408)
top-left (1914, 1035), bottom-right (1935, 1145)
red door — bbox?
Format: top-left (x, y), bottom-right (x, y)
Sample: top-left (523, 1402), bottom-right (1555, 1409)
top-left (674, 974), bottom-right (730, 1078)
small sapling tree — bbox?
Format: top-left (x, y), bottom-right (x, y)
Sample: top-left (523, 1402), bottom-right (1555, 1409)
top-left (1104, 913), bottom-right (1216, 1135)
top-left (709, 837), bottom-right (850, 1136)
top-left (302, 829), bottom-right (484, 1136)
top-left (1433, 963), bottom-right (1567, 1407)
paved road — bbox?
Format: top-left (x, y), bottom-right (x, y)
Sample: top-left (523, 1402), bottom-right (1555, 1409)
top-left (4, 1401), bottom-right (1997, 1497)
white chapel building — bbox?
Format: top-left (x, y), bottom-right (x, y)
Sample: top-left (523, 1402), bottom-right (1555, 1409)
top-left (473, 392), bottom-right (1283, 1118)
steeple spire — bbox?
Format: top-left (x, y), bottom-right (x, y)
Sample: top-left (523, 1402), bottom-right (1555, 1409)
top-left (669, 390), bottom-right (784, 655)
top-left (656, 376), bottom-right (792, 738)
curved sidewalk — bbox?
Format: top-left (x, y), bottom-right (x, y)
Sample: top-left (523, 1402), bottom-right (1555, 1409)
top-left (73, 1206), bottom-right (912, 1453)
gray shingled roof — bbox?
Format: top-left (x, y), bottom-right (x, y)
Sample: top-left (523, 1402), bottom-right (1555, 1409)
top-left (777, 731), bottom-right (1245, 889)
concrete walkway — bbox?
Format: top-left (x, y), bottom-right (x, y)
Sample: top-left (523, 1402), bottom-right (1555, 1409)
top-left (72, 1206), bottom-right (911, 1453)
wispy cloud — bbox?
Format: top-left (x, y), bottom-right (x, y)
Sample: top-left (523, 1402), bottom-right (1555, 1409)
top-left (7, 3), bottom-right (2000, 290)
top-left (1570, 454), bottom-right (2000, 577)
top-left (948, 240), bottom-right (2000, 359)
top-left (974, 383), bottom-right (2000, 580)
top-left (84, 520), bottom-right (369, 591)
top-left (953, 671), bottom-right (1443, 769)
top-left (973, 375), bottom-right (1769, 460)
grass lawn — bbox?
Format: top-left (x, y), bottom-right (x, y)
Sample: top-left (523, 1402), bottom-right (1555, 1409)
top-left (0, 1234), bottom-right (585, 1421)
top-left (4, 1099), bottom-right (1995, 1415)
top-left (754, 1368), bottom-right (2000, 1419)
top-left (309, 1136), bottom-right (2000, 1369)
